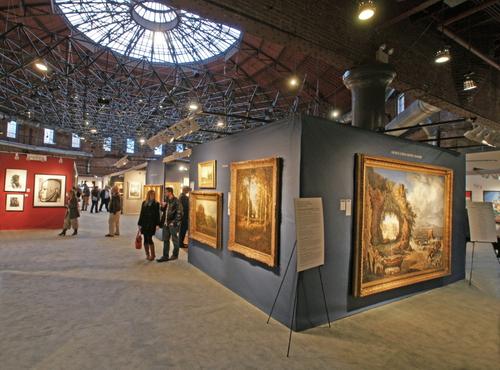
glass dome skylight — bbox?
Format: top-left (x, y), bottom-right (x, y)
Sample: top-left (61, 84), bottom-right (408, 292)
top-left (55, 0), bottom-right (242, 65)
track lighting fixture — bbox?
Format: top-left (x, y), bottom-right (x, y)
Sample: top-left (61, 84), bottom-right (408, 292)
top-left (34, 60), bottom-right (48, 72)
top-left (358, 0), bottom-right (376, 21)
top-left (329, 109), bottom-right (340, 119)
top-left (188, 102), bottom-right (200, 112)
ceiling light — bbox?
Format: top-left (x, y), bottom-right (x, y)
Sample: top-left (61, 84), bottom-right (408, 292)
top-left (34, 60), bottom-right (48, 72)
top-left (481, 139), bottom-right (495, 147)
top-left (434, 48), bottom-right (451, 64)
top-left (358, 0), bottom-right (376, 21)
top-left (463, 74), bottom-right (477, 91)
top-left (90, 128), bottom-right (97, 134)
top-left (289, 76), bottom-right (299, 88)
top-left (329, 109), bottom-right (340, 119)
top-left (217, 120), bottom-right (225, 127)
top-left (139, 138), bottom-right (146, 144)
top-left (84, 120), bottom-right (89, 126)
top-left (188, 102), bottom-right (200, 111)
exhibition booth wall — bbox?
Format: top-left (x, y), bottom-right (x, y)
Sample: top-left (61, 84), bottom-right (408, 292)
top-left (187, 115), bottom-right (466, 331)
top-left (0, 152), bottom-right (74, 230)
top-left (123, 170), bottom-right (146, 215)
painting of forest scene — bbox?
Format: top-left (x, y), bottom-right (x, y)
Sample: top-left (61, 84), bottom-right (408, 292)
top-left (354, 155), bottom-right (453, 297)
top-left (189, 192), bottom-right (222, 249)
top-left (229, 157), bottom-right (280, 267)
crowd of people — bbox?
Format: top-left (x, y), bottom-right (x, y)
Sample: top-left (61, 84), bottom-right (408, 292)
top-left (58, 181), bottom-right (191, 263)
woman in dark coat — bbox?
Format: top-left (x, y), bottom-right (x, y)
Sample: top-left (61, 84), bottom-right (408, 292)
top-left (58, 189), bottom-right (80, 236)
top-left (137, 190), bottom-right (161, 261)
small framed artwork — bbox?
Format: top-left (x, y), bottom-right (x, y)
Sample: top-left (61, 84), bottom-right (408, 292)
top-left (4, 169), bottom-right (27, 192)
top-left (189, 191), bottom-right (223, 249)
top-left (114, 181), bottom-right (124, 194)
top-left (198, 160), bottom-right (216, 189)
top-left (33, 174), bottom-right (66, 207)
top-left (465, 191), bottom-right (472, 201)
top-left (143, 184), bottom-right (163, 203)
top-left (6, 193), bottom-right (24, 211)
top-left (128, 182), bottom-right (142, 199)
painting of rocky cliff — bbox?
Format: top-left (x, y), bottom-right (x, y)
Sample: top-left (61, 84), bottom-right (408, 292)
top-left (354, 155), bottom-right (453, 297)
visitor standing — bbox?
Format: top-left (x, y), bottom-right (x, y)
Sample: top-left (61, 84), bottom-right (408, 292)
top-left (82, 181), bottom-right (90, 211)
top-left (157, 187), bottom-right (183, 262)
top-left (90, 186), bottom-right (100, 213)
top-left (99, 186), bottom-right (110, 212)
top-left (58, 190), bottom-right (80, 236)
top-left (106, 185), bottom-right (121, 237)
top-left (178, 186), bottom-right (191, 248)
top-left (137, 190), bottom-right (161, 261)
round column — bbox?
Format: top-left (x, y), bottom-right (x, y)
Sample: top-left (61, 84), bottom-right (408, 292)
top-left (343, 63), bottom-right (396, 131)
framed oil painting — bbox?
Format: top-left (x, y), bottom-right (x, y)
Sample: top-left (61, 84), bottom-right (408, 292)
top-left (33, 174), bottom-right (66, 207)
top-left (354, 154), bottom-right (453, 297)
top-left (198, 160), bottom-right (216, 189)
top-left (483, 191), bottom-right (500, 223)
top-left (4, 169), bottom-right (27, 192)
top-left (128, 182), bottom-right (141, 199)
top-left (165, 182), bottom-right (181, 198)
top-left (6, 193), bottom-right (24, 211)
top-left (143, 184), bottom-right (163, 203)
top-left (229, 157), bottom-right (281, 267)
top-left (189, 191), bottom-right (222, 249)
top-left (114, 181), bottom-right (124, 195)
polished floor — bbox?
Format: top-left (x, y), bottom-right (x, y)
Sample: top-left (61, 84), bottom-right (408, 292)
top-left (0, 212), bottom-right (499, 370)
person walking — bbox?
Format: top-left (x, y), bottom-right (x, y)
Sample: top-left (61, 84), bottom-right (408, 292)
top-left (178, 186), bottom-right (191, 248)
top-left (90, 186), bottom-right (99, 213)
top-left (157, 187), bottom-right (183, 262)
top-left (82, 181), bottom-right (90, 211)
top-left (99, 186), bottom-right (110, 212)
top-left (106, 185), bottom-right (121, 237)
top-left (58, 189), bottom-right (80, 236)
top-left (137, 190), bottom-right (161, 261)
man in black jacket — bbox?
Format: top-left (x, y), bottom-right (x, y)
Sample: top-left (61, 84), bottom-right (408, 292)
top-left (157, 187), bottom-right (183, 262)
top-left (178, 186), bottom-right (191, 248)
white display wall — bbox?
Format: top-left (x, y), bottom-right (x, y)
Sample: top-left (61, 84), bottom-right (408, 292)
top-left (466, 175), bottom-right (500, 202)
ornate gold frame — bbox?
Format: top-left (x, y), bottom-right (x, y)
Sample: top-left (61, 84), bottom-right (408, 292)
top-left (229, 157), bottom-right (281, 267)
top-left (354, 154), bottom-right (453, 297)
top-left (143, 184), bottom-right (164, 203)
top-left (198, 160), bottom-right (217, 189)
top-left (189, 191), bottom-right (223, 249)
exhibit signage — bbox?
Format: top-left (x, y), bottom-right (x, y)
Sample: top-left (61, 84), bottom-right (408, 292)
top-left (467, 202), bottom-right (497, 243)
top-left (294, 198), bottom-right (325, 272)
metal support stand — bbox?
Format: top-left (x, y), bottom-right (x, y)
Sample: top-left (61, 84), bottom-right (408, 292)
top-left (267, 241), bottom-right (331, 357)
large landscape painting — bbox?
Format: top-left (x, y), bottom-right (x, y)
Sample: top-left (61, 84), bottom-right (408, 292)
top-left (354, 155), bottom-right (453, 297)
top-left (229, 157), bottom-right (280, 267)
top-left (189, 192), bottom-right (222, 249)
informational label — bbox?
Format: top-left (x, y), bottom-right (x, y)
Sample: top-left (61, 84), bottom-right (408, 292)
top-left (294, 198), bottom-right (325, 272)
top-left (340, 199), bottom-right (346, 211)
top-left (345, 199), bottom-right (352, 216)
top-left (467, 202), bottom-right (497, 243)
top-left (26, 154), bottom-right (47, 162)
top-left (390, 150), bottom-right (423, 160)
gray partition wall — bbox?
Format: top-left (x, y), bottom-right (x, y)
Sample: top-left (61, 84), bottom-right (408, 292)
top-left (188, 114), bottom-right (466, 331)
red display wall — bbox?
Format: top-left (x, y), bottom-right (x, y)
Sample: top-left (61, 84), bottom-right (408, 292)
top-left (0, 152), bottom-right (74, 230)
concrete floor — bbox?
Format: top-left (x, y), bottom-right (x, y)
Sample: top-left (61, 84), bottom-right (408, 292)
top-left (0, 212), bottom-right (498, 370)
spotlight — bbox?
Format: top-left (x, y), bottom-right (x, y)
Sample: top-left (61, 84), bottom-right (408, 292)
top-left (34, 60), bottom-right (48, 72)
top-left (358, 0), bottom-right (376, 21)
top-left (59, 157), bottom-right (63, 164)
top-left (288, 76), bottom-right (299, 88)
top-left (216, 119), bottom-right (225, 127)
top-left (482, 139), bottom-right (495, 147)
top-left (434, 47), bottom-right (451, 64)
top-left (90, 128), bottom-right (97, 134)
top-left (84, 120), bottom-right (89, 126)
top-left (139, 138), bottom-right (145, 144)
top-left (188, 102), bottom-right (200, 111)
top-left (14, 153), bottom-right (19, 160)
top-left (179, 165), bottom-right (188, 171)
top-left (97, 97), bottom-right (111, 105)
top-left (463, 74), bottom-right (477, 91)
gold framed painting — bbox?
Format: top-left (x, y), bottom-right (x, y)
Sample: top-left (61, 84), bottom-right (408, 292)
top-left (229, 157), bottom-right (281, 267)
top-left (143, 184), bottom-right (163, 203)
top-left (198, 160), bottom-right (216, 189)
top-left (354, 154), bottom-right (453, 297)
top-left (189, 191), bottom-right (223, 249)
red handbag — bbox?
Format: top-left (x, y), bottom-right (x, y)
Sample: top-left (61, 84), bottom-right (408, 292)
top-left (135, 231), bottom-right (142, 249)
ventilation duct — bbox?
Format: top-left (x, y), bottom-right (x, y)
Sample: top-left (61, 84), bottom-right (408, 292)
top-left (385, 100), bottom-right (440, 136)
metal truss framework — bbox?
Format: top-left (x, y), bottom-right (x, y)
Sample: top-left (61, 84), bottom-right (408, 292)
top-left (0, 13), bottom-right (338, 156)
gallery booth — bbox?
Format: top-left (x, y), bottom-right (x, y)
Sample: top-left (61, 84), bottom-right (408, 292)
top-left (0, 152), bottom-right (75, 230)
top-left (184, 114), bottom-right (466, 331)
